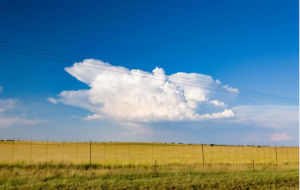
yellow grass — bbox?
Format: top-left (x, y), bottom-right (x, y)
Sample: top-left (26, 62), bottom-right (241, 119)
top-left (0, 140), bottom-right (298, 167)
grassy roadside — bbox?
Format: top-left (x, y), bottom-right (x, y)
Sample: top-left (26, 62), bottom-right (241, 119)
top-left (0, 165), bottom-right (298, 189)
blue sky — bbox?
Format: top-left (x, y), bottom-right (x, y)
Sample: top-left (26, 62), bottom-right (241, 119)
top-left (0, 0), bottom-right (298, 145)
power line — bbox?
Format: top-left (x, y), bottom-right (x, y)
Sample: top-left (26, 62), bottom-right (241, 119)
top-left (0, 44), bottom-right (80, 61)
top-left (0, 41), bottom-right (298, 102)
top-left (0, 48), bottom-right (298, 105)
top-left (0, 40), bottom-right (83, 59)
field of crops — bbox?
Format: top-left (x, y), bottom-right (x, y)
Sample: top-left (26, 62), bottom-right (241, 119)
top-left (0, 140), bottom-right (298, 189)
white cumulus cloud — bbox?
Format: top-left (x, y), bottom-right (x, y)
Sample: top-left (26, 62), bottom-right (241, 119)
top-left (209, 100), bottom-right (227, 107)
top-left (53, 59), bottom-right (236, 122)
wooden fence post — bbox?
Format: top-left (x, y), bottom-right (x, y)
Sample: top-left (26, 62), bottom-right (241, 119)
top-left (46, 139), bottom-right (48, 164)
top-left (292, 147), bottom-right (294, 165)
top-left (269, 146), bottom-right (271, 161)
top-left (250, 146), bottom-right (252, 162)
top-left (62, 140), bottom-right (65, 162)
top-left (193, 143), bottom-right (195, 161)
top-left (30, 139), bottom-right (33, 162)
top-left (81, 161), bottom-right (83, 176)
top-left (90, 140), bottom-right (92, 166)
top-left (128, 142), bottom-right (131, 164)
top-left (104, 141), bottom-right (106, 161)
top-left (11, 139), bottom-right (15, 164)
top-left (210, 145), bottom-right (213, 163)
top-left (116, 141), bottom-right (118, 161)
top-left (275, 146), bottom-right (278, 164)
top-left (139, 142), bottom-right (141, 163)
top-left (182, 143), bottom-right (184, 161)
top-left (152, 142), bottom-right (154, 161)
top-left (121, 161), bottom-right (123, 177)
top-left (202, 143), bottom-right (204, 166)
top-left (77, 140), bottom-right (78, 162)
top-left (235, 146), bottom-right (237, 161)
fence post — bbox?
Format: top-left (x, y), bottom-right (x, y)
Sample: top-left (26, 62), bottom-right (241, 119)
top-left (152, 142), bottom-right (154, 161)
top-left (62, 140), bottom-right (65, 162)
top-left (292, 147), bottom-right (294, 165)
top-left (90, 140), bottom-right (92, 166)
top-left (182, 143), bottom-right (184, 161)
top-left (81, 161), bottom-right (83, 176)
top-left (193, 143), bottom-right (195, 161)
top-left (116, 141), bottom-right (117, 161)
top-left (77, 140), bottom-right (78, 162)
top-left (281, 147), bottom-right (284, 164)
top-left (250, 146), bottom-right (252, 162)
top-left (256, 146), bottom-right (259, 163)
top-left (139, 142), bottom-right (141, 163)
top-left (30, 139), bottom-right (33, 162)
top-left (286, 147), bottom-right (289, 166)
top-left (275, 146), bottom-right (278, 165)
top-left (228, 146), bottom-right (230, 163)
top-left (210, 145), bottom-right (213, 163)
top-left (263, 146), bottom-right (265, 164)
top-left (202, 143), bottom-right (204, 166)
top-left (121, 161), bottom-right (123, 177)
top-left (253, 159), bottom-right (254, 171)
top-left (154, 160), bottom-right (157, 175)
top-left (173, 143), bottom-right (175, 162)
top-left (236, 146), bottom-right (237, 161)
top-left (46, 139), bottom-right (48, 164)
top-left (128, 142), bottom-right (131, 165)
top-left (219, 146), bottom-right (221, 163)
top-left (11, 139), bottom-right (15, 164)
top-left (269, 146), bottom-right (271, 161)
top-left (242, 146), bottom-right (245, 163)
top-left (104, 141), bottom-right (106, 161)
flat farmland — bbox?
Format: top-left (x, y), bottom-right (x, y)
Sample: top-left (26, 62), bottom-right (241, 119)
top-left (0, 140), bottom-right (298, 189)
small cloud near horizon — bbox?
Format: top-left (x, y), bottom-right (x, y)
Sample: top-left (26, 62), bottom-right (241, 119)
top-left (269, 133), bottom-right (292, 141)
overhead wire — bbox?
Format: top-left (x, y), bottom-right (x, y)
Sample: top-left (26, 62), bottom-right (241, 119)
top-left (0, 41), bottom-right (298, 102)
top-left (0, 43), bottom-right (298, 105)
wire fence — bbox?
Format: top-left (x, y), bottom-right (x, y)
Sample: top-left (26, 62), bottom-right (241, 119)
top-left (0, 139), bottom-right (298, 172)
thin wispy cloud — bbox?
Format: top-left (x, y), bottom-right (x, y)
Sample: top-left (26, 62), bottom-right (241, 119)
top-left (0, 117), bottom-right (43, 128)
top-left (0, 86), bottom-right (44, 128)
top-left (0, 98), bottom-right (20, 110)
top-left (47, 97), bottom-right (58, 104)
top-left (269, 132), bottom-right (292, 141)
top-left (231, 105), bottom-right (299, 129)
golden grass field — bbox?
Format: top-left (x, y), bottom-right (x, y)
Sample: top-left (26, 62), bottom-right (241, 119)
top-left (0, 140), bottom-right (298, 167)
top-left (0, 140), bottom-right (299, 189)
